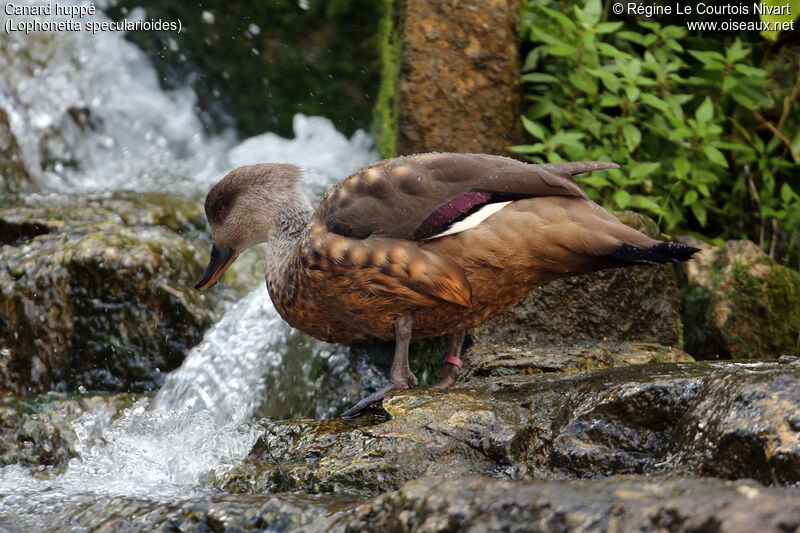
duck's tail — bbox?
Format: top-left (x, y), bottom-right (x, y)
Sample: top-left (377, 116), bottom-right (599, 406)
top-left (607, 241), bottom-right (700, 265)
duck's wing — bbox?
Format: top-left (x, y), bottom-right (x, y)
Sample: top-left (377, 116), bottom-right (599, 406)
top-left (316, 153), bottom-right (617, 241)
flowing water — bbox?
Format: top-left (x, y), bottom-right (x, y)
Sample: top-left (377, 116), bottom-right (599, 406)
top-left (0, 1), bottom-right (379, 527)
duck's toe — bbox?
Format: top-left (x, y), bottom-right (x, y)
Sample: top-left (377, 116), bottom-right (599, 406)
top-left (339, 377), bottom-right (416, 419)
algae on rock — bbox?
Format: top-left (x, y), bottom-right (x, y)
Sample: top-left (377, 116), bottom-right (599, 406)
top-left (682, 240), bottom-right (800, 359)
top-left (0, 194), bottom-right (225, 395)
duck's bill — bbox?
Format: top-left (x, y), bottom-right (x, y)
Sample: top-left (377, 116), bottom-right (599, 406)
top-left (195, 243), bottom-right (237, 290)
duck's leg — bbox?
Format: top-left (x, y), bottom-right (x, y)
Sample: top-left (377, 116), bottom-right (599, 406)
top-left (340, 315), bottom-right (417, 418)
top-left (431, 329), bottom-right (465, 389)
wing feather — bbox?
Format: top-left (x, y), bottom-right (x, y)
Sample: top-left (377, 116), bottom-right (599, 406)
top-left (316, 153), bottom-right (617, 240)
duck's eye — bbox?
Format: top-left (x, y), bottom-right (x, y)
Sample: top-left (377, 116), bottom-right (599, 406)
top-left (216, 206), bottom-right (224, 215)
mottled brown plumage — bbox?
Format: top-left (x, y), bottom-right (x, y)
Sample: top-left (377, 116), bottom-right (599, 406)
top-left (195, 153), bottom-right (698, 417)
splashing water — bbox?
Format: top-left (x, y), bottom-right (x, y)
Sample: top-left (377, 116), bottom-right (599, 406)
top-left (153, 284), bottom-right (383, 425)
top-left (0, 1), bottom-right (222, 192)
top-left (0, 0), bottom-right (379, 519)
top-left (0, 1), bottom-right (376, 194)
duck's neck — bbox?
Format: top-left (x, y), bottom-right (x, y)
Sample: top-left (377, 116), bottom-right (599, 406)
top-left (264, 193), bottom-right (313, 280)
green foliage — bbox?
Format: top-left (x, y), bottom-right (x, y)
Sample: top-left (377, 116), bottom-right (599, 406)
top-left (373, 0), bottom-right (404, 158)
top-left (515, 0), bottom-right (800, 267)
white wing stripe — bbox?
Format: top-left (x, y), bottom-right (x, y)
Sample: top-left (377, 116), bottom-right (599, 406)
top-left (424, 201), bottom-right (512, 240)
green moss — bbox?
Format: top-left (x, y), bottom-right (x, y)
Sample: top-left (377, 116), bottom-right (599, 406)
top-left (682, 248), bottom-right (800, 359)
top-left (372, 0), bottom-right (404, 158)
top-left (723, 260), bottom-right (800, 358)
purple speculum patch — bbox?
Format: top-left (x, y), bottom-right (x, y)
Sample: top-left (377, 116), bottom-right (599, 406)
top-left (412, 191), bottom-right (493, 240)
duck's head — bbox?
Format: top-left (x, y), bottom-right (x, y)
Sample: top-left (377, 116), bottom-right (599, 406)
top-left (195, 163), bottom-right (307, 290)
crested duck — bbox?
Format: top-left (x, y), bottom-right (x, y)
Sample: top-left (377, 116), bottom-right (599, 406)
top-left (195, 153), bottom-right (698, 417)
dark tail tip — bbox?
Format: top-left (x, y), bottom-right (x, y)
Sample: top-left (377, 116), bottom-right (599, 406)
top-left (608, 241), bottom-right (700, 265)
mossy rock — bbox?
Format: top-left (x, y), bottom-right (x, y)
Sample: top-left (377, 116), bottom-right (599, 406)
top-left (682, 240), bottom-right (800, 359)
top-left (0, 193), bottom-right (248, 395)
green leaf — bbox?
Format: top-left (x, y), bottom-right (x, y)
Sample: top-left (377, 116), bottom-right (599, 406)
top-left (595, 22), bottom-right (624, 34)
top-left (630, 162), bottom-right (661, 179)
top-left (781, 182), bottom-right (795, 203)
top-left (581, 0), bottom-right (603, 25)
top-left (521, 116), bottom-right (547, 140)
top-left (586, 68), bottom-right (621, 92)
top-left (722, 76), bottom-right (738, 92)
top-left (618, 31), bottom-right (644, 45)
top-left (521, 72), bottom-right (560, 83)
top-left (579, 176), bottom-right (613, 188)
top-left (509, 143), bottom-right (546, 154)
top-left (734, 64), bottom-right (767, 77)
top-left (695, 97), bottom-right (713, 125)
top-left (791, 130), bottom-right (800, 163)
top-left (625, 86), bottom-right (641, 103)
top-left (757, 0), bottom-right (800, 40)
top-left (630, 194), bottom-right (662, 213)
top-left (726, 39), bottom-right (750, 62)
top-left (669, 127), bottom-right (693, 141)
top-left (614, 189), bottom-right (631, 209)
top-left (549, 43), bottom-right (577, 56)
top-left (622, 124), bottom-right (642, 151)
top-left (703, 146), bottom-right (729, 168)
top-left (688, 50), bottom-right (725, 66)
top-left (691, 202), bottom-right (707, 226)
top-left (674, 157), bottom-right (690, 178)
top-left (641, 93), bottom-right (669, 112)
top-left (715, 141), bottom-right (754, 154)
top-left (683, 189), bottom-right (698, 205)
top-left (551, 131), bottom-right (585, 151)
top-left (597, 42), bottom-right (634, 61)
top-left (539, 6), bottom-right (578, 29)
top-left (600, 95), bottom-right (622, 107)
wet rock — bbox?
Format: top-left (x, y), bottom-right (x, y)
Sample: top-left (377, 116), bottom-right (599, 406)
top-left (681, 240), bottom-right (800, 359)
top-left (0, 490), bottom-right (362, 532)
top-left (0, 193), bottom-right (236, 395)
top-left (218, 362), bottom-right (800, 496)
top-left (0, 394), bottom-right (135, 468)
top-left (462, 341), bottom-right (693, 379)
top-left (345, 476), bottom-right (800, 533)
top-left (388, 0), bottom-right (521, 156)
top-left (217, 391), bottom-right (528, 497)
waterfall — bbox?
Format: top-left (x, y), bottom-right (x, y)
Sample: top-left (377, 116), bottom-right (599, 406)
top-left (0, 0), bottom-right (379, 513)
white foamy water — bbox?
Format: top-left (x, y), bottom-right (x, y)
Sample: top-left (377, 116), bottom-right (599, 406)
top-left (0, 0), bottom-right (379, 516)
top-left (0, 1), bottom-right (376, 194)
top-left (0, 1), bottom-right (222, 191)
top-left (152, 284), bottom-right (370, 425)
top-left (0, 400), bottom-right (261, 501)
